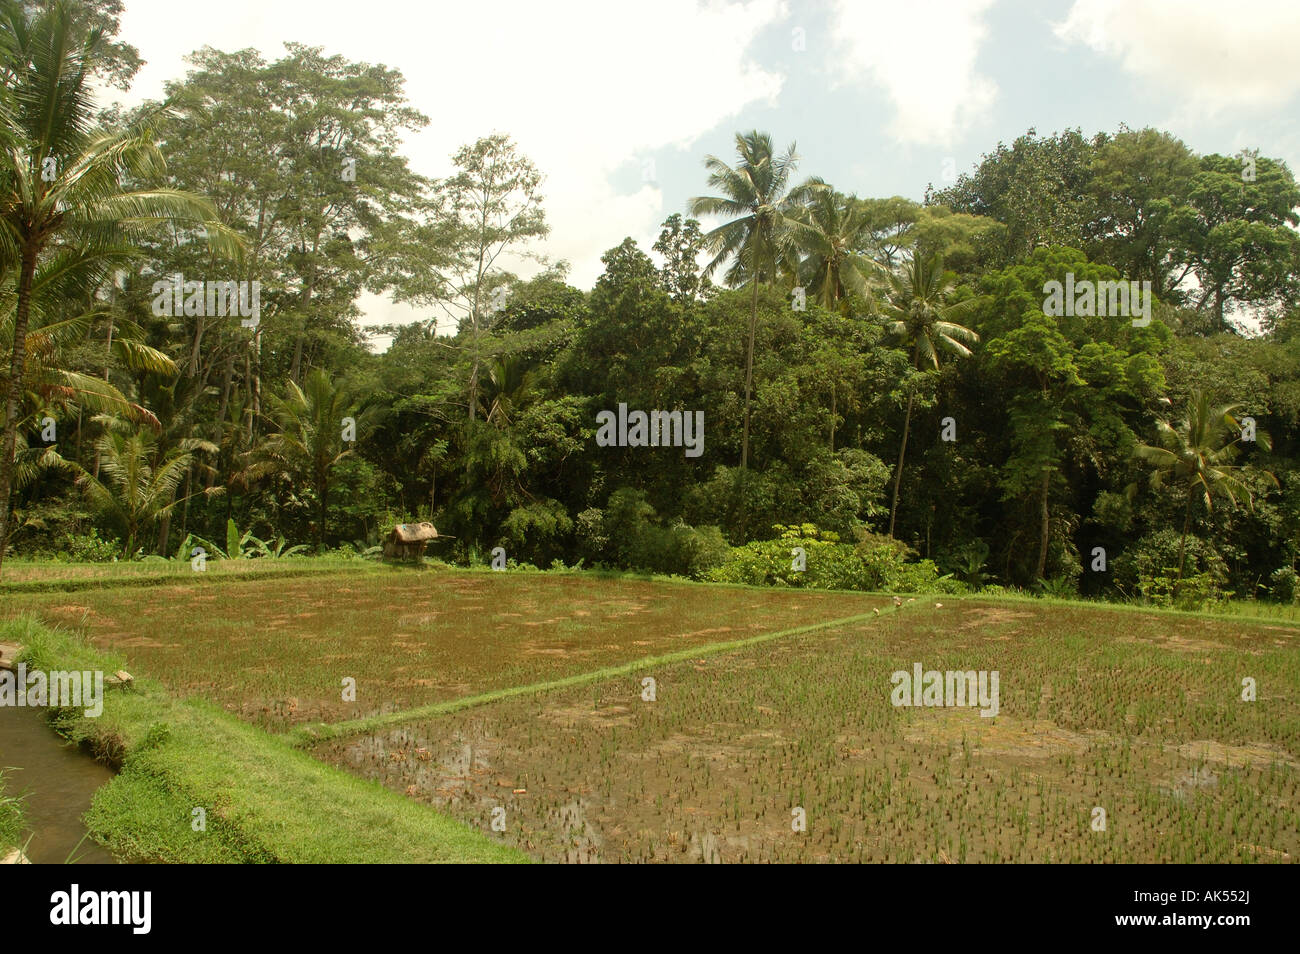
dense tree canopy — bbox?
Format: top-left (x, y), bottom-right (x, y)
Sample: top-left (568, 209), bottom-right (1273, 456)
top-left (4, 1), bottom-right (1300, 610)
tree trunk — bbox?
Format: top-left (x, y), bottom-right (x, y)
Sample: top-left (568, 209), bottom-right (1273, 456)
top-left (1177, 491), bottom-right (1194, 583)
top-left (187, 312), bottom-right (205, 378)
top-left (317, 473), bottom-right (329, 553)
top-left (289, 266), bottom-right (316, 384)
top-left (888, 392), bottom-right (915, 539)
top-left (290, 332), bottom-right (305, 384)
top-left (741, 277), bottom-right (759, 471)
top-left (244, 349), bottom-right (254, 443)
top-left (1035, 467), bottom-right (1050, 581)
top-left (157, 508), bottom-right (172, 557)
top-left (829, 386), bottom-right (836, 452)
top-left (179, 466), bottom-right (193, 542)
top-left (0, 244), bottom-right (40, 577)
top-left (250, 328), bottom-right (262, 438)
top-left (93, 292), bottom-right (111, 482)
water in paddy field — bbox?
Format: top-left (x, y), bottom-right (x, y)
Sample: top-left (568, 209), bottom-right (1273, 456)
top-left (0, 705), bottom-right (121, 864)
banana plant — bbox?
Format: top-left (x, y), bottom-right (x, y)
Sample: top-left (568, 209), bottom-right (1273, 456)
top-left (176, 518), bottom-right (306, 561)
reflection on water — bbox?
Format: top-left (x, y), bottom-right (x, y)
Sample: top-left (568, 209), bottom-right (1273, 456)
top-left (0, 705), bottom-right (120, 864)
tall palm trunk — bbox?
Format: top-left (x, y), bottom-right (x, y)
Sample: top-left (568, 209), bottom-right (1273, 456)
top-left (1177, 491), bottom-right (1194, 584)
top-left (157, 509), bottom-right (172, 556)
top-left (316, 467), bottom-right (329, 553)
top-left (0, 244), bottom-right (40, 576)
top-left (740, 276), bottom-right (759, 471)
top-left (888, 391), bottom-right (915, 539)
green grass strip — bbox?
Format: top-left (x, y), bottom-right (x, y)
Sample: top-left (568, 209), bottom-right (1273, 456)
top-left (7, 616), bottom-right (528, 864)
top-left (942, 590), bottom-right (1300, 628)
top-left (0, 560), bottom-right (374, 595)
top-left (290, 605), bottom-right (898, 747)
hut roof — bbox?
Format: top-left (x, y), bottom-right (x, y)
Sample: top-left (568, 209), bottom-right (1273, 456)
top-left (391, 522), bottom-right (438, 543)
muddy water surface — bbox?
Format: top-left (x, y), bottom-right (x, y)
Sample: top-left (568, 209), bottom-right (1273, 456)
top-left (0, 705), bottom-right (120, 863)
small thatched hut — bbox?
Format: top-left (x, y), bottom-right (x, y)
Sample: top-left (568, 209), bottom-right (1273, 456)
top-left (383, 522), bottom-right (439, 563)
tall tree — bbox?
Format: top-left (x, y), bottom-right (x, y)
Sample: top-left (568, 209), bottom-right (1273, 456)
top-left (881, 254), bottom-right (980, 538)
top-left (652, 213), bottom-right (708, 304)
top-left (788, 190), bottom-right (881, 310)
top-left (689, 130), bottom-right (824, 469)
top-left (1168, 153), bottom-right (1300, 330)
top-left (387, 134), bottom-right (546, 421)
top-left (146, 43), bottom-right (429, 417)
top-left (245, 368), bottom-right (368, 552)
top-left (926, 128), bottom-right (1100, 267)
top-left (0, 0), bottom-right (235, 576)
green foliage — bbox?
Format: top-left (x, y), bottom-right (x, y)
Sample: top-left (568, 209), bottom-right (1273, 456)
top-left (0, 768), bottom-right (25, 852)
top-left (55, 528), bottom-right (122, 563)
top-left (3, 21), bottom-right (1300, 613)
top-left (1113, 529), bottom-right (1231, 608)
top-left (706, 524), bottom-right (960, 593)
top-left (1269, 566), bottom-right (1298, 604)
top-left (179, 519), bottom-right (307, 562)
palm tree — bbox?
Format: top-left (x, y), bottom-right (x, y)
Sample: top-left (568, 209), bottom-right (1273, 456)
top-left (0, 1), bottom-right (239, 575)
top-left (882, 254), bottom-right (981, 538)
top-left (2, 305), bottom-right (176, 427)
top-left (479, 354), bottom-right (535, 429)
top-left (788, 191), bottom-right (882, 310)
top-left (246, 369), bottom-right (369, 552)
top-left (688, 131), bottom-right (824, 470)
top-left (1133, 391), bottom-right (1276, 582)
top-left (72, 416), bottom-right (219, 559)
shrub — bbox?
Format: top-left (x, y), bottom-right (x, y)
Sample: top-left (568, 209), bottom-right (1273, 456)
top-left (705, 524), bottom-right (962, 593)
top-left (55, 529), bottom-right (122, 563)
top-left (1270, 566), bottom-right (1298, 604)
top-left (1113, 529), bottom-right (1230, 608)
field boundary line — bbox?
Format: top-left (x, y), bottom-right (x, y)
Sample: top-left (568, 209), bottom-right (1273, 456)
top-left (0, 562), bottom-right (373, 595)
top-left (946, 592), bottom-right (1300, 629)
top-left (287, 605), bottom-right (897, 746)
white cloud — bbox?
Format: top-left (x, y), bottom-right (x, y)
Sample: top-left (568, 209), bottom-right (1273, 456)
top-left (107, 0), bottom-right (789, 338)
top-left (825, 0), bottom-right (998, 146)
top-left (1055, 0), bottom-right (1300, 113)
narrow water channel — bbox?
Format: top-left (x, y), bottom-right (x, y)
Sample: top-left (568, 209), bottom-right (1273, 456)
top-left (0, 705), bottom-right (120, 864)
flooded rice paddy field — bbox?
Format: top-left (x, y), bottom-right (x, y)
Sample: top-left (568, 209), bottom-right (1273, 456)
top-left (4, 572), bottom-right (887, 730)
top-left (313, 604), bottom-right (1300, 863)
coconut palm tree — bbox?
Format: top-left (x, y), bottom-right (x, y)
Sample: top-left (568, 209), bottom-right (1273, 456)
top-left (0, 0), bottom-right (240, 575)
top-left (244, 369), bottom-right (370, 552)
top-left (72, 415), bottom-right (219, 559)
top-left (788, 191), bottom-right (882, 311)
top-left (688, 130), bottom-right (825, 470)
top-left (2, 304), bottom-right (176, 427)
top-left (479, 354), bottom-right (535, 429)
top-left (883, 253), bottom-right (981, 538)
top-left (1133, 391), bottom-right (1276, 582)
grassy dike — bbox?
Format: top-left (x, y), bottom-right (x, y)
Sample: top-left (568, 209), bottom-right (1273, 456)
top-left (0, 770), bottom-right (23, 859)
top-left (5, 617), bottom-right (527, 863)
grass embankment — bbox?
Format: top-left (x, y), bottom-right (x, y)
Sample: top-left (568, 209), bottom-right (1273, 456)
top-left (6, 617), bottom-right (526, 863)
top-left (0, 556), bottom-right (372, 594)
top-left (0, 770), bottom-right (23, 858)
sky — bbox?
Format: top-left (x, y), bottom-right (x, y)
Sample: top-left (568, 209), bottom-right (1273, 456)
top-left (104, 0), bottom-right (1300, 347)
